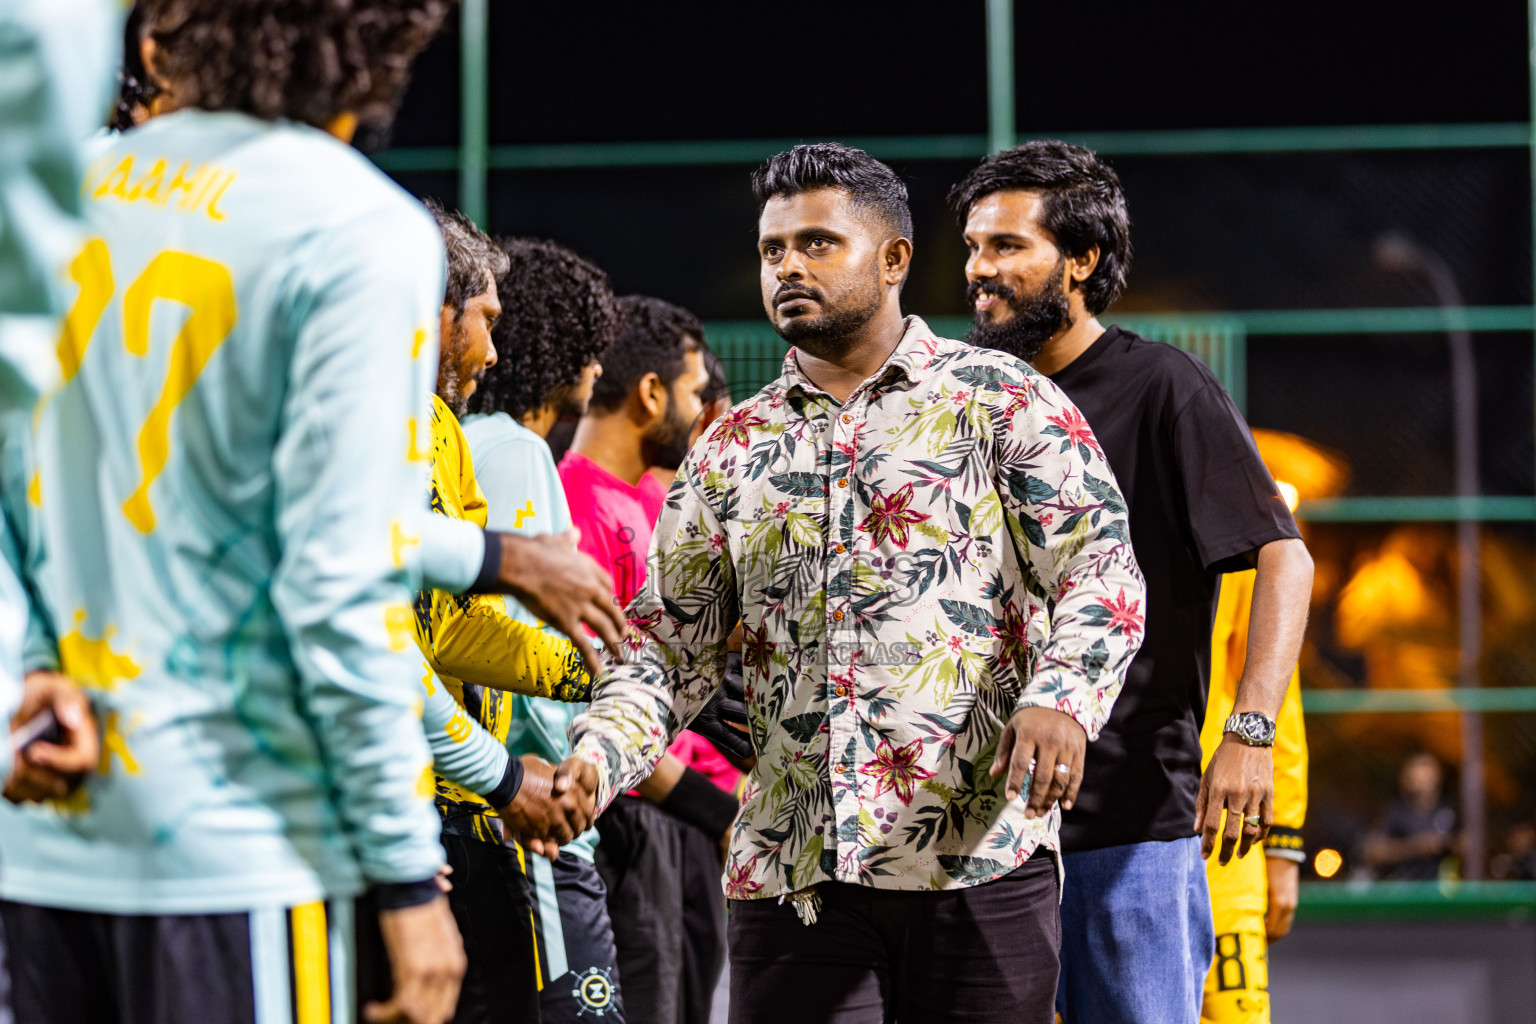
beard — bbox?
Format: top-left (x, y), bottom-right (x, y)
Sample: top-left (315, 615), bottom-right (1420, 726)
top-left (641, 392), bottom-right (695, 472)
top-left (544, 378), bottom-right (589, 419)
top-left (965, 258), bottom-right (1072, 363)
top-left (436, 327), bottom-right (484, 418)
top-left (769, 273), bottom-right (883, 360)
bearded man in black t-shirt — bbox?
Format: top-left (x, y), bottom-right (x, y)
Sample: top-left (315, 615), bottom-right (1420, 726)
top-left (949, 141), bottom-right (1315, 1024)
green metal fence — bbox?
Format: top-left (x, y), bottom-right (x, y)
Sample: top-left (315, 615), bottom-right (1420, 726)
top-left (377, 0), bottom-right (1536, 911)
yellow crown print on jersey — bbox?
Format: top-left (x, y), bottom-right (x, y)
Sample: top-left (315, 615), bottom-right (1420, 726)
top-left (59, 610), bottom-right (141, 690)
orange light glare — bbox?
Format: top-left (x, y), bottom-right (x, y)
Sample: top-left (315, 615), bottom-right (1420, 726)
top-left (1276, 480), bottom-right (1300, 513)
top-left (1314, 848), bottom-right (1343, 878)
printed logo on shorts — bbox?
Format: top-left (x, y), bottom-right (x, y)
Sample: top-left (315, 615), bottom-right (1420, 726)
top-left (571, 966), bottom-right (618, 1017)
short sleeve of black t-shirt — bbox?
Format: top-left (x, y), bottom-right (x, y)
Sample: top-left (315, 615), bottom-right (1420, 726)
top-left (1047, 327), bottom-right (1301, 852)
top-left (1172, 378), bottom-right (1299, 573)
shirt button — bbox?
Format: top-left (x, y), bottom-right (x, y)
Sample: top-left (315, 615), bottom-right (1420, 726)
top-left (835, 685), bottom-right (848, 698)
top-left (835, 543), bottom-right (846, 553)
top-left (837, 479), bottom-right (848, 488)
top-left (841, 414), bottom-right (852, 424)
top-left (838, 761), bottom-right (850, 772)
top-left (832, 609), bottom-right (844, 621)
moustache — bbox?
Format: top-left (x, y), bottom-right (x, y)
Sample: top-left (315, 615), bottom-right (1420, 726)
top-left (773, 285), bottom-right (823, 305)
top-left (965, 279), bottom-right (1017, 305)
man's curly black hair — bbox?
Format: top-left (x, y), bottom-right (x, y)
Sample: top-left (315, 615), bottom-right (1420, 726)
top-left (135, 0), bottom-right (450, 132)
top-left (467, 238), bottom-right (618, 422)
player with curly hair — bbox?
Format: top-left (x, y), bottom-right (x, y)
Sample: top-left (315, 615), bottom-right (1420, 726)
top-left (461, 237), bottom-right (632, 1022)
top-left (0, 4), bottom-right (477, 1022)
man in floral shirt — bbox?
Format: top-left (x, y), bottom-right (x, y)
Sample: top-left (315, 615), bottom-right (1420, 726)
top-left (558, 144), bottom-right (1145, 1023)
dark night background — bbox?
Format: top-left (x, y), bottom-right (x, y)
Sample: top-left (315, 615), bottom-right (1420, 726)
top-left (377, 3), bottom-right (1536, 875)
top-left (383, 0), bottom-right (1535, 499)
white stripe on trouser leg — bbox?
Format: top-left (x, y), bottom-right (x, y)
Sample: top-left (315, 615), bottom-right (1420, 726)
top-left (250, 907), bottom-right (292, 1024)
top-left (531, 855), bottom-right (569, 981)
top-left (328, 899), bottom-right (354, 1024)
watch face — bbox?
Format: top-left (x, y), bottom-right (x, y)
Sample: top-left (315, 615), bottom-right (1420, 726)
top-left (1228, 712), bottom-right (1275, 745)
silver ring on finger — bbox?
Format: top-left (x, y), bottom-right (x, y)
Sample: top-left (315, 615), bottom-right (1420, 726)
top-left (1055, 763), bottom-right (1072, 774)
top-left (1244, 814), bottom-right (1262, 828)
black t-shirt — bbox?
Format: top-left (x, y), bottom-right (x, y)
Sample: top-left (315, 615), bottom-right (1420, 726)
top-left (1048, 326), bottom-right (1300, 851)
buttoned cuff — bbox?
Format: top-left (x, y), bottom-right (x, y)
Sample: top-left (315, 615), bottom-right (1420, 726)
top-left (1015, 673), bottom-right (1107, 741)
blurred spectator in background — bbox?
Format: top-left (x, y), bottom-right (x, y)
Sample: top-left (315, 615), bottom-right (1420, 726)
top-left (1361, 752), bottom-right (1459, 880)
top-left (1490, 822), bottom-right (1536, 881)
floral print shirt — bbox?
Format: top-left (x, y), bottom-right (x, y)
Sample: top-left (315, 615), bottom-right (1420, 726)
top-left (570, 317), bottom-right (1145, 897)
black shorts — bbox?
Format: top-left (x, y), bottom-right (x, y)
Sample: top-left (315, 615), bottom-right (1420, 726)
top-left (438, 830), bottom-right (541, 1024)
top-left (1, 896), bottom-right (373, 1024)
top-left (594, 794), bottom-right (724, 1024)
top-left (528, 851), bottom-right (624, 1022)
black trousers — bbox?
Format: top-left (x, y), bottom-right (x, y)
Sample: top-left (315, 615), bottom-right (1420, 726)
top-left (594, 795), bottom-right (726, 1024)
top-left (727, 850), bottom-right (1061, 1024)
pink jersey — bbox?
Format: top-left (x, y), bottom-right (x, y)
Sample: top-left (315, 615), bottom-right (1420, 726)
top-left (558, 451), bottom-right (653, 608)
top-left (638, 469), bottom-right (670, 524)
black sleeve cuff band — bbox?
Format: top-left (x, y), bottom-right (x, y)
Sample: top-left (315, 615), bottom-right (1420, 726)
top-left (1264, 825), bottom-right (1305, 858)
top-left (372, 878), bottom-right (441, 911)
top-left (484, 755), bottom-right (523, 810)
top-left (658, 766), bottom-right (739, 840)
top-left (468, 529), bottom-right (504, 595)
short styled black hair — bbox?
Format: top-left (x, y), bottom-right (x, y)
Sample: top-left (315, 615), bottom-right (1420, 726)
top-left (467, 237), bottom-right (618, 421)
top-left (948, 140), bottom-right (1133, 315)
top-left (752, 143), bottom-right (914, 242)
top-left (137, 0), bottom-right (449, 132)
top-left (589, 296), bottom-right (704, 415)
top-left (426, 200), bottom-right (509, 319)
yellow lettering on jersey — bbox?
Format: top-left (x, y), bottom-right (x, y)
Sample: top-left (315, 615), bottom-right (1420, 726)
top-left (99, 710), bottom-right (142, 775)
top-left (184, 166), bottom-right (221, 214)
top-left (92, 156), bottom-right (134, 200)
top-left (121, 251), bottom-right (238, 533)
top-left (446, 709), bottom-right (474, 743)
top-left (384, 602), bottom-right (413, 651)
top-left (421, 663), bottom-right (438, 696)
top-left (514, 501), bottom-right (536, 529)
top-left (406, 418), bottom-right (431, 463)
top-left (203, 172), bottom-right (237, 221)
top-left (57, 238), bottom-right (114, 383)
top-left (126, 159), bottom-right (166, 202)
top-left (411, 327), bottom-right (428, 359)
top-left (417, 763), bottom-right (435, 798)
top-left (161, 162), bottom-right (201, 208)
top-left (27, 472), bottom-right (40, 506)
top-left (391, 520), bottom-right (420, 568)
top-left (59, 611), bottom-right (141, 690)
top-left (89, 157), bottom-right (234, 222)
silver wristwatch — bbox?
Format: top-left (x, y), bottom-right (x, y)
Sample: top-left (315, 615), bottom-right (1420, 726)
top-left (1223, 711), bottom-right (1276, 747)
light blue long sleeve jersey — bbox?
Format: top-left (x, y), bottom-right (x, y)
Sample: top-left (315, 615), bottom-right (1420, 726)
top-left (0, 0), bottom-right (122, 778)
top-left (461, 411), bottom-right (598, 862)
top-left (0, 109), bottom-right (448, 914)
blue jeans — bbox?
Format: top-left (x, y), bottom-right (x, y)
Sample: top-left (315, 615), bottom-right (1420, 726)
top-left (1057, 836), bottom-right (1214, 1024)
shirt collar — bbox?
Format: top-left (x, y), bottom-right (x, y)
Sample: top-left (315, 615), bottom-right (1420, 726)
top-left (777, 315), bottom-right (946, 404)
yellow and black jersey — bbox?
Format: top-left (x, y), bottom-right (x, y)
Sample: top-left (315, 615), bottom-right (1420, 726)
top-left (413, 395), bottom-right (590, 840)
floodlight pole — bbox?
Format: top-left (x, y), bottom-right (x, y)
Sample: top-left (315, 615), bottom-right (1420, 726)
top-left (986, 0), bottom-right (1015, 153)
top-left (459, 0), bottom-right (489, 226)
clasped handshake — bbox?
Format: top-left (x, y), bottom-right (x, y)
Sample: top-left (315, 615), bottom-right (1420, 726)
top-left (496, 757), bottom-right (602, 860)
